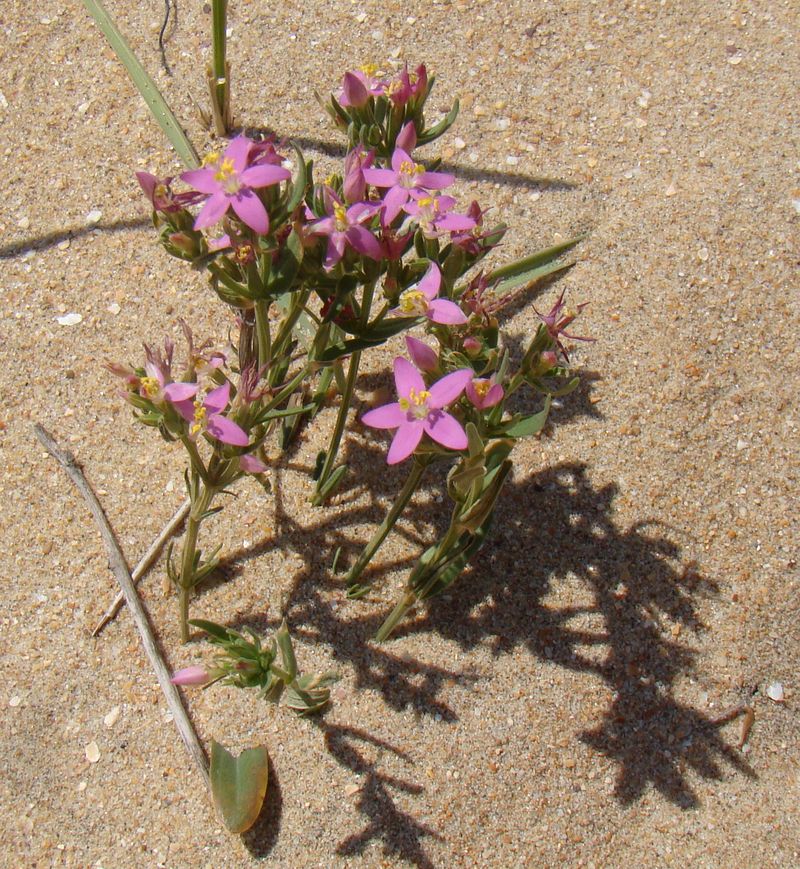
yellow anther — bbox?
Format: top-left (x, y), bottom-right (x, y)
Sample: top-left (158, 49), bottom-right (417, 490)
top-left (360, 63), bottom-right (382, 77)
top-left (397, 289), bottom-right (428, 315)
top-left (202, 150), bottom-right (221, 167)
top-left (473, 380), bottom-right (491, 398)
top-left (333, 202), bottom-right (349, 230)
top-left (399, 160), bottom-right (424, 177)
top-left (140, 376), bottom-right (160, 398)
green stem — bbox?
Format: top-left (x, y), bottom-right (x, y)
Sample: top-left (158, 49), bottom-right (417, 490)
top-left (313, 349), bottom-right (360, 502)
top-left (346, 460), bottom-right (427, 593)
top-left (375, 590), bottom-right (418, 643)
top-left (210, 0), bottom-right (229, 134)
top-left (254, 299), bottom-right (272, 371)
top-left (177, 468), bottom-right (217, 643)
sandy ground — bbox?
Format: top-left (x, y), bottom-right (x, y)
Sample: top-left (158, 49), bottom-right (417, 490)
top-left (1, 0), bottom-right (798, 866)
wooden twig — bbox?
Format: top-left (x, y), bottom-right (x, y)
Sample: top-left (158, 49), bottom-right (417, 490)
top-left (34, 424), bottom-right (210, 789)
top-left (92, 498), bottom-right (190, 637)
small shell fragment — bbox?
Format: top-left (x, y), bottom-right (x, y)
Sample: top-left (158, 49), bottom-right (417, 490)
top-left (104, 706), bottom-right (121, 728)
top-left (56, 313), bottom-right (82, 326)
top-left (766, 682), bottom-right (784, 703)
top-left (85, 741), bottom-right (100, 763)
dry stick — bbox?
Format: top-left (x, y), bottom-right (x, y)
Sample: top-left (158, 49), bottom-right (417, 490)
top-left (34, 424), bottom-right (210, 789)
top-left (92, 498), bottom-right (190, 637)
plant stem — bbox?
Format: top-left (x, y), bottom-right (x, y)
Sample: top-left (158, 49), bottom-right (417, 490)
top-left (375, 590), bottom-right (418, 643)
top-left (178, 468), bottom-right (216, 643)
top-left (254, 299), bottom-right (272, 371)
top-left (209, 0), bottom-right (230, 135)
top-left (346, 460), bottom-right (426, 592)
top-left (313, 349), bottom-right (360, 503)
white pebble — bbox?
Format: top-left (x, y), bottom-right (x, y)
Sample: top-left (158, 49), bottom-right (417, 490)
top-left (85, 209), bottom-right (102, 225)
top-left (454, 137), bottom-right (466, 150)
top-left (107, 302), bottom-right (121, 315)
top-left (56, 313), bottom-right (82, 326)
top-left (85, 741), bottom-right (100, 763)
top-left (9, 695), bottom-right (21, 707)
top-left (506, 155), bottom-right (519, 166)
top-left (17, 216), bottom-right (30, 230)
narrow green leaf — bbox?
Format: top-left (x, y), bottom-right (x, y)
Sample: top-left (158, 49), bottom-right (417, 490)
top-left (417, 99), bottom-right (460, 145)
top-left (188, 618), bottom-right (232, 641)
top-left (486, 235), bottom-right (585, 284)
top-left (210, 740), bottom-right (269, 834)
top-left (81, 0), bottom-right (199, 168)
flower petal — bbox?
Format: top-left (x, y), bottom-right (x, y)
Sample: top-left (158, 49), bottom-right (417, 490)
top-left (362, 402), bottom-right (407, 429)
top-left (346, 225), bottom-right (382, 260)
top-left (387, 421), bottom-right (424, 464)
top-left (225, 136), bottom-right (252, 173)
top-left (393, 356), bottom-right (425, 397)
top-left (395, 121), bottom-right (417, 152)
top-left (428, 298), bottom-right (468, 325)
top-left (239, 453), bottom-right (269, 474)
top-left (362, 167), bottom-right (397, 188)
top-left (164, 382), bottom-right (199, 402)
top-left (417, 262), bottom-right (441, 300)
top-left (428, 368), bottom-right (472, 407)
top-left (391, 148), bottom-right (413, 173)
top-left (170, 666), bottom-right (210, 686)
top-left (203, 381), bottom-right (231, 413)
top-left (206, 413), bottom-right (250, 445)
top-left (181, 168), bottom-right (219, 194)
top-left (230, 190), bottom-right (269, 234)
top-left (240, 164), bottom-right (291, 188)
top-left (423, 410), bottom-right (467, 450)
top-left (417, 170), bottom-right (455, 190)
top-left (194, 192), bottom-right (230, 229)
top-left (405, 336), bottom-right (438, 372)
top-left (382, 185), bottom-right (410, 224)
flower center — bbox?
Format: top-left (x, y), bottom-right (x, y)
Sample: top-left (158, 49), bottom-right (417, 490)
top-left (399, 160), bottom-right (425, 187)
top-left (399, 387), bottom-right (431, 418)
top-left (214, 157), bottom-right (241, 195)
top-left (472, 379), bottom-right (491, 399)
top-left (333, 202), bottom-right (349, 232)
top-left (190, 400), bottom-right (207, 436)
top-left (397, 289), bottom-right (429, 316)
top-left (139, 376), bottom-right (160, 398)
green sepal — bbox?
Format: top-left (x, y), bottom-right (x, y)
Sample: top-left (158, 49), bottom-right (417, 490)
top-left (265, 229), bottom-right (303, 296)
top-left (275, 620), bottom-right (298, 682)
top-left (499, 395), bottom-right (552, 439)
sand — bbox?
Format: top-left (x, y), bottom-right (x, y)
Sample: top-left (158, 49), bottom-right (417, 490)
top-left (1, 0), bottom-right (798, 866)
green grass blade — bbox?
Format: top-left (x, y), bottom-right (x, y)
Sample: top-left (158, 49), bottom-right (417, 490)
top-left (81, 0), bottom-right (200, 168)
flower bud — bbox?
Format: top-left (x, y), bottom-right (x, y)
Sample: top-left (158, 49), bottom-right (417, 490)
top-left (170, 666), bottom-right (210, 686)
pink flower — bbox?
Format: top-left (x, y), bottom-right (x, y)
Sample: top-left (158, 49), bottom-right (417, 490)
top-left (403, 193), bottom-right (476, 238)
top-left (135, 172), bottom-right (203, 213)
top-left (343, 146), bottom-right (375, 203)
top-left (308, 189), bottom-right (382, 270)
top-left (391, 263), bottom-right (467, 325)
top-left (181, 136), bottom-right (291, 235)
top-left (534, 291), bottom-right (594, 362)
top-left (395, 121), bottom-right (417, 152)
top-left (363, 148), bottom-right (454, 224)
top-left (385, 64), bottom-right (428, 106)
top-left (466, 376), bottom-right (504, 410)
top-left (338, 66), bottom-right (387, 106)
top-left (362, 357), bottom-right (472, 464)
top-left (164, 380), bottom-right (249, 446)
top-left (170, 666), bottom-right (210, 686)
top-left (239, 453), bottom-right (268, 474)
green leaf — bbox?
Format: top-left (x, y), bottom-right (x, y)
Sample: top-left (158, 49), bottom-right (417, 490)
top-left (485, 235), bottom-right (585, 285)
top-left (417, 99), bottom-right (460, 145)
top-left (81, 0), bottom-right (199, 168)
top-left (210, 740), bottom-right (269, 834)
top-left (345, 315), bottom-right (419, 340)
top-left (188, 618), bottom-right (233, 641)
top-left (504, 396), bottom-right (552, 438)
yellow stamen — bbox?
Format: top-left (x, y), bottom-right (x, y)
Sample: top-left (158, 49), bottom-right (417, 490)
top-left (202, 150), bottom-right (221, 167)
top-left (190, 400), bottom-right (207, 436)
top-left (333, 202), bottom-right (349, 231)
top-left (399, 387), bottom-right (431, 418)
top-left (399, 160), bottom-right (425, 178)
top-left (473, 380), bottom-right (491, 399)
top-left (139, 376), bottom-right (160, 398)
top-left (213, 157), bottom-right (240, 194)
top-left (397, 289), bottom-right (429, 316)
